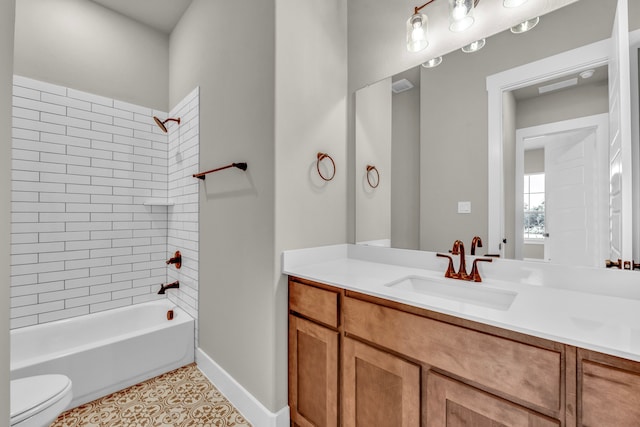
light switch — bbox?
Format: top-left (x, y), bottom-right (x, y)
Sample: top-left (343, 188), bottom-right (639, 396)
top-left (458, 201), bottom-right (471, 214)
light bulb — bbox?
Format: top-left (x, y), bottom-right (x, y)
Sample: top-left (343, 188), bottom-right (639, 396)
top-left (452, 1), bottom-right (469, 20)
top-left (449, 0), bottom-right (475, 32)
top-left (422, 57), bottom-right (443, 68)
top-left (461, 38), bottom-right (486, 53)
top-left (406, 13), bottom-right (429, 52)
top-left (510, 16), bottom-right (540, 34)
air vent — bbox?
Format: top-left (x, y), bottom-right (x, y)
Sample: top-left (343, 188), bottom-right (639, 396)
top-left (538, 78), bottom-right (578, 95)
top-left (392, 79), bottom-right (414, 94)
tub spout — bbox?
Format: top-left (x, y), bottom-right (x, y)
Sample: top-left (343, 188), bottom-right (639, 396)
top-left (158, 281), bottom-right (179, 294)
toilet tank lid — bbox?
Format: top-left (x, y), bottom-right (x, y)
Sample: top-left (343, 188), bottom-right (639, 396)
top-left (10, 374), bottom-right (72, 421)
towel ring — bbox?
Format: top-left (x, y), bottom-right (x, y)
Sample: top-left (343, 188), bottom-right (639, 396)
top-left (366, 165), bottom-right (380, 188)
top-left (316, 152), bottom-right (336, 181)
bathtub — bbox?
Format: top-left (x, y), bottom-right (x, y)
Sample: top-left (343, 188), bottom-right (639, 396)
top-left (10, 300), bottom-right (194, 409)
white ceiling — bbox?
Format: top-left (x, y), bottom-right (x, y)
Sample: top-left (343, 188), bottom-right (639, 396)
top-left (90, 0), bottom-right (193, 34)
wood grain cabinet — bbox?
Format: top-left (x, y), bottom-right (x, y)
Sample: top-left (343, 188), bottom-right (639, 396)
top-left (288, 276), bottom-right (640, 426)
top-left (578, 349), bottom-right (640, 427)
top-left (342, 337), bottom-right (420, 427)
top-left (426, 372), bottom-right (559, 427)
top-left (288, 279), bottom-right (341, 427)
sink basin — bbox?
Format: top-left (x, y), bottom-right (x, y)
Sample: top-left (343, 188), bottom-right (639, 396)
top-left (385, 275), bottom-right (517, 311)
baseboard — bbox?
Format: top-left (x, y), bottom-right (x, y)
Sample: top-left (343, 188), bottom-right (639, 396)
top-left (196, 348), bottom-right (290, 427)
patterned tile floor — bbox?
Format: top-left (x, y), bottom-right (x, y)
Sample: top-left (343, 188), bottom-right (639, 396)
top-left (51, 364), bottom-right (252, 427)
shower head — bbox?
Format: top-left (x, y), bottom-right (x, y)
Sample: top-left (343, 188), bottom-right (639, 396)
top-left (153, 116), bottom-right (181, 133)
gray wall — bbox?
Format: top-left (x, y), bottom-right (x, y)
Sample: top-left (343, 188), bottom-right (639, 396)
top-left (392, 75), bottom-right (420, 250)
top-left (418, 0), bottom-right (617, 253)
top-left (274, 0), bottom-right (347, 406)
top-left (355, 78), bottom-right (391, 244)
top-left (1, 1), bottom-right (15, 422)
top-left (516, 83), bottom-right (609, 129)
top-left (525, 148), bottom-right (545, 174)
top-left (14, 0), bottom-right (169, 111)
top-left (169, 0), bottom-right (278, 410)
top-left (170, 0), bottom-right (347, 412)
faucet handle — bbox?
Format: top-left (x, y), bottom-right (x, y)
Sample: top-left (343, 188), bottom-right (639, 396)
top-left (166, 251), bottom-right (182, 269)
top-left (437, 253), bottom-right (457, 278)
top-left (469, 258), bottom-right (493, 282)
top-left (471, 236), bottom-right (483, 255)
top-left (605, 259), bottom-right (622, 269)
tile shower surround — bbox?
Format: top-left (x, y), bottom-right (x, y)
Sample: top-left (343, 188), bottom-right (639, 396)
top-left (10, 76), bottom-right (199, 329)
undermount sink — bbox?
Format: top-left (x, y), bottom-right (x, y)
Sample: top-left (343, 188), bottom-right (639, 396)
top-left (385, 275), bottom-right (517, 311)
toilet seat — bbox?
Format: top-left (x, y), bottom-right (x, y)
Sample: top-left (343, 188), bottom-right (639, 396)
top-left (11, 374), bottom-right (72, 426)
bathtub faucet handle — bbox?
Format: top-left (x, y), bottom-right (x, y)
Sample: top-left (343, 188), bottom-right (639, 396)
top-left (158, 281), bottom-right (180, 295)
top-left (166, 251), bottom-right (181, 269)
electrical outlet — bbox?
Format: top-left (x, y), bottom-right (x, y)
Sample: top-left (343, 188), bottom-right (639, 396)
top-left (458, 201), bottom-right (471, 214)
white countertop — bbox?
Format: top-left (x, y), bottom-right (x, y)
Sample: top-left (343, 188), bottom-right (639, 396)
top-left (282, 244), bottom-right (640, 362)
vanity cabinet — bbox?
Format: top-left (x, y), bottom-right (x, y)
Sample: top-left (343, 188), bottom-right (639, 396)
top-left (342, 337), bottom-right (420, 427)
top-left (578, 349), bottom-right (640, 426)
top-left (288, 278), bottom-right (340, 427)
top-left (426, 372), bottom-right (559, 427)
top-left (288, 276), bottom-right (640, 426)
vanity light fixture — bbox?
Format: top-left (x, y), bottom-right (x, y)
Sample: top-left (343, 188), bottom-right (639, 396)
top-left (406, 0), bottom-right (480, 52)
top-left (580, 69), bottom-right (595, 79)
top-left (503, 0), bottom-right (527, 7)
top-left (461, 38), bottom-right (485, 53)
top-left (422, 56), bottom-right (443, 68)
top-left (406, 1), bottom-right (433, 52)
top-left (510, 16), bottom-right (540, 34)
top-left (449, 0), bottom-right (477, 33)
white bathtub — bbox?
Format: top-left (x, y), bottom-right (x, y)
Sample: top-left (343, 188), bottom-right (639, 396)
top-left (10, 300), bottom-right (194, 409)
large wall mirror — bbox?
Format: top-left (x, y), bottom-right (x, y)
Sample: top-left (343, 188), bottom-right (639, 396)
top-left (355, 0), bottom-right (640, 268)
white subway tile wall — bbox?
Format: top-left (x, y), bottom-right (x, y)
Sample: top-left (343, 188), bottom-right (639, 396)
top-left (166, 88), bottom-right (200, 343)
top-left (10, 76), bottom-right (199, 329)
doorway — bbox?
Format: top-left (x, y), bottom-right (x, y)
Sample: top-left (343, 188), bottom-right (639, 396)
top-left (514, 114), bottom-right (609, 266)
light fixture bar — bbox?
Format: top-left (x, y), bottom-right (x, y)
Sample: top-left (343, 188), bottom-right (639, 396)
top-left (407, 0), bottom-right (481, 52)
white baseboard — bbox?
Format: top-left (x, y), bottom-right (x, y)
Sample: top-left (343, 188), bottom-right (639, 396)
top-left (196, 348), bottom-right (290, 427)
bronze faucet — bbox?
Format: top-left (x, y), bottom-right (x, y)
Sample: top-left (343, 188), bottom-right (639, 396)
top-left (437, 239), bottom-right (493, 282)
top-left (451, 240), bottom-right (470, 280)
top-left (471, 236), bottom-right (482, 255)
top-left (469, 258), bottom-right (493, 282)
top-left (436, 253), bottom-right (457, 278)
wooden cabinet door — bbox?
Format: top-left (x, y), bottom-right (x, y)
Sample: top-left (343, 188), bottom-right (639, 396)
top-left (289, 315), bottom-right (339, 427)
top-left (426, 372), bottom-right (559, 427)
top-left (579, 350), bottom-right (640, 426)
top-left (342, 337), bottom-right (420, 427)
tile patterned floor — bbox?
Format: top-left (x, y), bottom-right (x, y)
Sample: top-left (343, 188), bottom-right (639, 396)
top-left (51, 364), bottom-right (252, 427)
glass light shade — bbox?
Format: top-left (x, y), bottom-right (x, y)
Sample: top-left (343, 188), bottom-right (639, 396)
top-left (503, 0), bottom-right (527, 7)
top-left (510, 16), bottom-right (540, 34)
top-left (422, 57), bottom-right (443, 68)
top-left (449, 0), bottom-right (475, 32)
top-left (461, 38), bottom-right (486, 53)
top-left (406, 13), bottom-right (429, 52)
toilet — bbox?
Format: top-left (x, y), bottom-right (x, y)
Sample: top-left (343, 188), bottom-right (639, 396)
top-left (10, 375), bottom-right (72, 427)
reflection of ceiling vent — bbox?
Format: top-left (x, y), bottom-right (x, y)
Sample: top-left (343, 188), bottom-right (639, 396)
top-left (392, 78), bottom-right (414, 93)
top-left (538, 78), bottom-right (578, 94)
